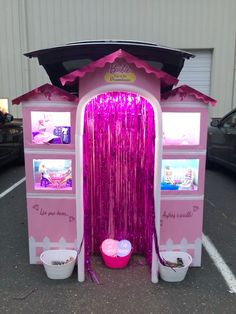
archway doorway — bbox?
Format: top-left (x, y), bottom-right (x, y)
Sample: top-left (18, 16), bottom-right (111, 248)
top-left (76, 89), bottom-right (162, 282)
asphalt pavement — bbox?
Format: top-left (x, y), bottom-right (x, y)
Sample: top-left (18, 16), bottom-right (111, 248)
top-left (0, 164), bottom-right (235, 313)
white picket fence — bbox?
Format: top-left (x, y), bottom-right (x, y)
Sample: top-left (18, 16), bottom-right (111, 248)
top-left (29, 236), bottom-right (202, 266)
top-left (29, 236), bottom-right (78, 264)
top-left (160, 237), bottom-right (202, 266)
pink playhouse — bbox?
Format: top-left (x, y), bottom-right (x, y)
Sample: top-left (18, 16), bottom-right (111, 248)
top-left (13, 49), bottom-right (216, 282)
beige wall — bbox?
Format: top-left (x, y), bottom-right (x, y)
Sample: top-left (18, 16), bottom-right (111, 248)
top-left (0, 0), bottom-right (235, 118)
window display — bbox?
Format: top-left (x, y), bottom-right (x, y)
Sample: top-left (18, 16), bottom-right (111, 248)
top-left (33, 159), bottom-right (72, 190)
top-left (163, 112), bottom-right (200, 146)
top-left (161, 159), bottom-right (199, 191)
top-left (31, 111), bottom-right (71, 144)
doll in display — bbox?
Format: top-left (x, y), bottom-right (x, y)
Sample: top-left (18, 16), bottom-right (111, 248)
top-left (38, 119), bottom-right (47, 132)
top-left (39, 163), bottom-right (55, 185)
top-left (57, 167), bottom-right (72, 188)
top-left (33, 114), bottom-right (59, 144)
top-left (179, 168), bottom-right (194, 190)
top-left (164, 165), bottom-right (175, 185)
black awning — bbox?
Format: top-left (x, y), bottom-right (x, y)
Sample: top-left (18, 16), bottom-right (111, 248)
top-left (25, 40), bottom-right (194, 95)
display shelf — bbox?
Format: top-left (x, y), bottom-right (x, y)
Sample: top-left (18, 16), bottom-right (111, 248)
top-left (161, 107), bottom-right (208, 150)
top-left (31, 111), bottom-right (71, 145)
top-left (24, 153), bottom-right (75, 194)
top-left (160, 154), bottom-right (206, 195)
top-left (22, 105), bottom-right (77, 149)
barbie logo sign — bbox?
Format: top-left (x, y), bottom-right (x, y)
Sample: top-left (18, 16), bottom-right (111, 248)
top-left (105, 61), bottom-right (136, 83)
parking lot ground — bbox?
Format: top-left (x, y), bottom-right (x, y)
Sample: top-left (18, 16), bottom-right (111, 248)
top-left (0, 165), bottom-right (235, 313)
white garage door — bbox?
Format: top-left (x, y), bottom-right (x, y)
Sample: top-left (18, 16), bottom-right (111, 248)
top-left (177, 50), bottom-right (212, 96)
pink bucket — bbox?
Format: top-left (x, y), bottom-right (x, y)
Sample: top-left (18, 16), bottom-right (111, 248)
top-left (100, 246), bottom-right (132, 269)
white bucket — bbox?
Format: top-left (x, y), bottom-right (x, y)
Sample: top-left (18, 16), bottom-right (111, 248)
top-left (159, 251), bottom-right (192, 282)
top-left (40, 249), bottom-right (77, 280)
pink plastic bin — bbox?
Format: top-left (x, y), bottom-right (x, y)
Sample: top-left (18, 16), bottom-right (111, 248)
top-left (100, 247), bottom-right (132, 269)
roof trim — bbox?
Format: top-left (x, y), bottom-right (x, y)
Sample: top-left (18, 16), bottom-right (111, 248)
top-left (161, 85), bottom-right (217, 106)
top-left (60, 49), bottom-right (179, 87)
top-left (12, 83), bottom-right (78, 105)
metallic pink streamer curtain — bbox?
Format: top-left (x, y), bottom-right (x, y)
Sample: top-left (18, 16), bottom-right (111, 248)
top-left (83, 92), bottom-right (156, 265)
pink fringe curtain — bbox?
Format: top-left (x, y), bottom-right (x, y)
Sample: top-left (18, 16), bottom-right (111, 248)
top-left (83, 92), bottom-right (156, 265)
